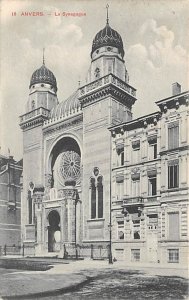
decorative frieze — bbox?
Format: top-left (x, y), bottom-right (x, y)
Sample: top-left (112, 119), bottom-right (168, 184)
top-left (43, 114), bottom-right (83, 136)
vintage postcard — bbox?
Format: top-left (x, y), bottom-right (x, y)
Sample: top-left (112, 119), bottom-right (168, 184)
top-left (0, 0), bottom-right (188, 299)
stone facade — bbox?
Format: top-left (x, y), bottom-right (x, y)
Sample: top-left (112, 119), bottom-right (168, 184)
top-left (19, 17), bottom-right (188, 265)
top-left (110, 91), bottom-right (189, 266)
top-left (0, 154), bottom-right (22, 246)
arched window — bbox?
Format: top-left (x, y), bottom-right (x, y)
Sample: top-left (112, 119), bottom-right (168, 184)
top-left (90, 177), bottom-right (96, 219)
top-left (90, 174), bottom-right (103, 219)
top-left (97, 176), bottom-right (103, 218)
top-left (94, 67), bottom-right (100, 79)
top-left (31, 100), bottom-right (35, 110)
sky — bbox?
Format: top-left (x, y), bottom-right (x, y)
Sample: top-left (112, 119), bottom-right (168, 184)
top-left (0, 0), bottom-right (188, 160)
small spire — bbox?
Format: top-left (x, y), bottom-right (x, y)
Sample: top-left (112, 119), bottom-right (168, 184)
top-left (106, 4), bottom-right (109, 25)
top-left (43, 48), bottom-right (45, 65)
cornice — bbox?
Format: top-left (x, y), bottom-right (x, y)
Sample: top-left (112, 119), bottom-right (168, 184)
top-left (78, 73), bottom-right (137, 109)
top-left (20, 115), bottom-right (48, 131)
top-left (156, 91), bottom-right (189, 112)
top-left (79, 84), bottom-right (135, 109)
top-left (109, 111), bottom-right (161, 135)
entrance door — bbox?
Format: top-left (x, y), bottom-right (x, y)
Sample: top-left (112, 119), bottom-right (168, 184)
top-left (48, 210), bottom-right (60, 252)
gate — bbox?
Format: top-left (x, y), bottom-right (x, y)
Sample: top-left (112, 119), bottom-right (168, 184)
top-left (92, 245), bottom-right (109, 260)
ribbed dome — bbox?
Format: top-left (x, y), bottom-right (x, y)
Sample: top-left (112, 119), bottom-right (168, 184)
top-left (30, 64), bottom-right (57, 92)
top-left (91, 23), bottom-right (124, 58)
top-left (50, 90), bottom-right (81, 119)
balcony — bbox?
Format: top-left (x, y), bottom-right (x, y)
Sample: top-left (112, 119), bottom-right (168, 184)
top-left (122, 197), bottom-right (144, 214)
top-left (20, 107), bottom-right (50, 124)
top-left (79, 73), bottom-right (136, 98)
top-left (122, 196), bottom-right (144, 215)
top-left (123, 196), bottom-right (144, 206)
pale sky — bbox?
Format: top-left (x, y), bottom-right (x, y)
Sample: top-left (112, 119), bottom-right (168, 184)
top-left (0, 0), bottom-right (189, 159)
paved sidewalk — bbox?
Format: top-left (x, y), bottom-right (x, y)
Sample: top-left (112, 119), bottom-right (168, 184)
top-left (0, 269), bottom-right (88, 299)
top-left (0, 259), bottom-right (188, 299)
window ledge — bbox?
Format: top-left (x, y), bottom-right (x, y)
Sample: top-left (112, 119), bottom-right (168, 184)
top-left (112, 158), bottom-right (160, 171)
top-left (146, 195), bottom-right (158, 200)
top-left (87, 218), bottom-right (105, 222)
top-left (161, 187), bottom-right (182, 193)
top-left (113, 240), bottom-right (146, 243)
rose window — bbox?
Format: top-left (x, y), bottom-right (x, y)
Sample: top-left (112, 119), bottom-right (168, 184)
top-left (58, 151), bottom-right (81, 184)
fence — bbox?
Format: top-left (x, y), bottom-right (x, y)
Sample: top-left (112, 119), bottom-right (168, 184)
top-left (0, 244), bottom-right (35, 257)
top-left (0, 243), bottom-right (110, 260)
top-left (64, 244), bottom-right (110, 260)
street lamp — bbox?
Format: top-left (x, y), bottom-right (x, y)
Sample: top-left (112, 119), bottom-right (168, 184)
top-left (108, 222), bottom-right (113, 264)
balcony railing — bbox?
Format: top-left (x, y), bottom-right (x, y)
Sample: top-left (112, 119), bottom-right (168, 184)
top-left (20, 107), bottom-right (50, 124)
top-left (123, 196), bottom-right (144, 206)
top-left (79, 73), bottom-right (136, 98)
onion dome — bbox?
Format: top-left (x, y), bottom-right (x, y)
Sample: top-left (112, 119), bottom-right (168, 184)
top-left (50, 90), bottom-right (80, 118)
top-left (91, 23), bottom-right (124, 58)
top-left (91, 5), bottom-right (124, 58)
top-left (29, 64), bottom-right (57, 92)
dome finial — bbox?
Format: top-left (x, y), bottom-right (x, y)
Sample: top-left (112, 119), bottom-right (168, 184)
top-left (43, 47), bottom-right (45, 65)
top-left (106, 4), bottom-right (109, 25)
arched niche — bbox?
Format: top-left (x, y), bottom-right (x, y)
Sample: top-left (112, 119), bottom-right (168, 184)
top-left (46, 136), bottom-right (81, 189)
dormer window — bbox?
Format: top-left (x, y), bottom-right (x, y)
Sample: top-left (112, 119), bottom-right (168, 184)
top-left (94, 67), bottom-right (100, 79)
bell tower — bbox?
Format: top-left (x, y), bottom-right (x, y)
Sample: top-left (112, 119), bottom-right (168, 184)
top-left (79, 7), bottom-right (137, 246)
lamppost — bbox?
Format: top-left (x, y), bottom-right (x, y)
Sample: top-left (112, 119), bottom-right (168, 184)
top-left (109, 133), bottom-right (113, 264)
top-left (74, 189), bottom-right (80, 259)
top-left (108, 222), bottom-right (113, 264)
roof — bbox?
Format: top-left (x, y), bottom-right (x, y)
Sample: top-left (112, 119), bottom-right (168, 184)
top-left (50, 90), bottom-right (81, 119)
top-left (91, 23), bottom-right (124, 58)
top-left (30, 64), bottom-right (57, 92)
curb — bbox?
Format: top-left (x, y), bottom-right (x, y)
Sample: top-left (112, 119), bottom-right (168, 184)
top-left (1, 276), bottom-right (91, 299)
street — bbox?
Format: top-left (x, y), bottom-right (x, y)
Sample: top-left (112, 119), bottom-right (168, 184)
top-left (0, 259), bottom-right (188, 300)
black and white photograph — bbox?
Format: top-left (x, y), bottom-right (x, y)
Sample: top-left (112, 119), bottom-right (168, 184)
top-left (0, 0), bottom-right (188, 299)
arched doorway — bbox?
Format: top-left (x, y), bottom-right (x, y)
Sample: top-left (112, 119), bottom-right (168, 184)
top-left (48, 210), bottom-right (61, 252)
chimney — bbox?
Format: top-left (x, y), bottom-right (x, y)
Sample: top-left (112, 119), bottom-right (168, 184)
top-left (172, 82), bottom-right (181, 96)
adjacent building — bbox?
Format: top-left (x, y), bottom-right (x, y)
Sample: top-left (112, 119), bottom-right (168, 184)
top-left (110, 83), bottom-right (189, 265)
top-left (0, 154), bottom-right (22, 246)
top-left (19, 15), bottom-right (188, 265)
